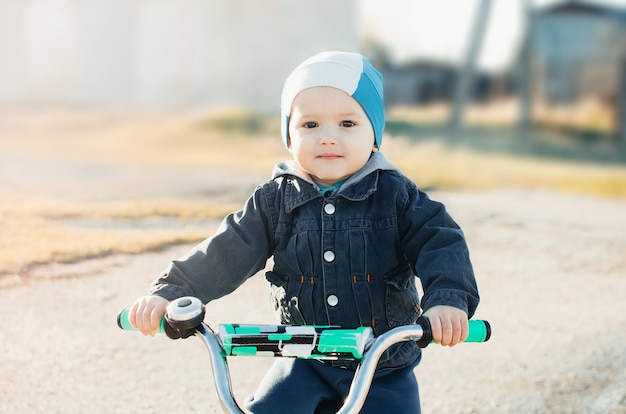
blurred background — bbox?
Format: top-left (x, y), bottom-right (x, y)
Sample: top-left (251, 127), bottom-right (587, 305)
top-left (1, 0), bottom-right (626, 277)
top-left (1, 0), bottom-right (626, 149)
top-left (2, 3), bottom-right (626, 413)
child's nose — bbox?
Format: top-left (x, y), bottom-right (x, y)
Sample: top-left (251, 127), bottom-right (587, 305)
top-left (318, 127), bottom-right (338, 145)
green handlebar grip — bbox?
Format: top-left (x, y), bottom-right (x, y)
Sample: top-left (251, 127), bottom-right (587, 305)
top-left (418, 317), bottom-right (491, 347)
top-left (465, 320), bottom-right (491, 343)
top-left (117, 308), bottom-right (166, 333)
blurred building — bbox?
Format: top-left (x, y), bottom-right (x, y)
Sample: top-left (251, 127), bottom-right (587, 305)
top-left (382, 62), bottom-right (458, 106)
top-left (523, 0), bottom-right (626, 142)
top-left (532, 0), bottom-right (626, 104)
top-left (0, 0), bottom-right (358, 111)
top-left (381, 61), bottom-right (503, 108)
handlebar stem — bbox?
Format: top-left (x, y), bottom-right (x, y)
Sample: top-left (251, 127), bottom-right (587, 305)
top-left (194, 322), bottom-right (426, 414)
top-left (336, 324), bottom-right (425, 414)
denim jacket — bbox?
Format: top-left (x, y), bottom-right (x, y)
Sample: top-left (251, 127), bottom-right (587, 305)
top-left (150, 152), bottom-right (479, 371)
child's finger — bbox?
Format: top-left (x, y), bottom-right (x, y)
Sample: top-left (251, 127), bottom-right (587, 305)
top-left (448, 314), bottom-right (469, 346)
top-left (150, 305), bottom-right (163, 334)
top-left (136, 300), bottom-right (155, 336)
top-left (141, 305), bottom-right (156, 336)
top-left (459, 317), bottom-right (469, 343)
top-left (449, 317), bottom-right (463, 346)
top-left (128, 302), bottom-right (138, 328)
top-left (439, 316), bottom-right (453, 346)
top-left (429, 315), bottom-right (443, 344)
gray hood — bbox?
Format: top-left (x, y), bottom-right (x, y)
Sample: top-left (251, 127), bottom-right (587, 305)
top-left (271, 151), bottom-right (401, 192)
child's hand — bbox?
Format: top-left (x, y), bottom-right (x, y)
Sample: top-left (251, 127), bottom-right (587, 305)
top-left (422, 305), bottom-right (468, 347)
top-left (128, 295), bottom-right (170, 336)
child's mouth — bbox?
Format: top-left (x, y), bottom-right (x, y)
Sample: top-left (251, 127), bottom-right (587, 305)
top-left (318, 153), bottom-right (342, 160)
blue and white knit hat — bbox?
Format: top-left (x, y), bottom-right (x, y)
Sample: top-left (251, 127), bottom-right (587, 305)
top-left (280, 51), bottom-right (385, 149)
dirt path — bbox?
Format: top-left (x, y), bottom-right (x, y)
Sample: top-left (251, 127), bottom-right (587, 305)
top-left (1, 189), bottom-right (625, 413)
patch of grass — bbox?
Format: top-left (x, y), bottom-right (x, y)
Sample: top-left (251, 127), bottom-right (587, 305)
top-left (384, 139), bottom-right (626, 198)
top-left (194, 108), bottom-right (279, 136)
top-left (0, 192), bottom-right (239, 276)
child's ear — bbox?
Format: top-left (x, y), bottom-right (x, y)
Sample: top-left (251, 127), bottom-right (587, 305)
top-left (372, 144), bottom-right (379, 153)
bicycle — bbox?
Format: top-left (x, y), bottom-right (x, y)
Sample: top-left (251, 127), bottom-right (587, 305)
top-left (118, 296), bottom-right (491, 414)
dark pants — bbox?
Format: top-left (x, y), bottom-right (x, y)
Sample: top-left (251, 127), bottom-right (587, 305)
top-left (243, 358), bottom-right (421, 413)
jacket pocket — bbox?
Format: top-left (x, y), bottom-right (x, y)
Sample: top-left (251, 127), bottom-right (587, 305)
top-left (265, 271), bottom-right (306, 325)
top-left (385, 266), bottom-right (420, 328)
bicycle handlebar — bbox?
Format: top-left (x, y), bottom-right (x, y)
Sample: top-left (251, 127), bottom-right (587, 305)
top-left (117, 297), bottom-right (490, 414)
top-left (117, 299), bottom-right (491, 355)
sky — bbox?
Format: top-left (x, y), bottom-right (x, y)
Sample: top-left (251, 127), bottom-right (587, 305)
top-left (359, 0), bottom-right (626, 73)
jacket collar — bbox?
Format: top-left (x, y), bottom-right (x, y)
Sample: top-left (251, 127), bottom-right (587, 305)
top-left (272, 152), bottom-right (400, 213)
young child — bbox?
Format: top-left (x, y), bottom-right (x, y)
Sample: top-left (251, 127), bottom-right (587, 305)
top-left (128, 51), bottom-right (479, 413)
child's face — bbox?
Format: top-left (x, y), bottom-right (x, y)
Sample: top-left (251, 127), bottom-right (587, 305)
top-left (288, 86), bottom-right (377, 188)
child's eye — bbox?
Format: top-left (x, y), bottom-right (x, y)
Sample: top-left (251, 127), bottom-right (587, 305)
top-left (303, 121), bottom-right (318, 129)
top-left (340, 120), bottom-right (356, 127)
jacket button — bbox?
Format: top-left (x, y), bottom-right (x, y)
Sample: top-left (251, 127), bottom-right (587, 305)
top-left (324, 203), bottom-right (335, 214)
top-left (327, 295), bottom-right (339, 306)
top-left (323, 251), bottom-right (335, 262)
